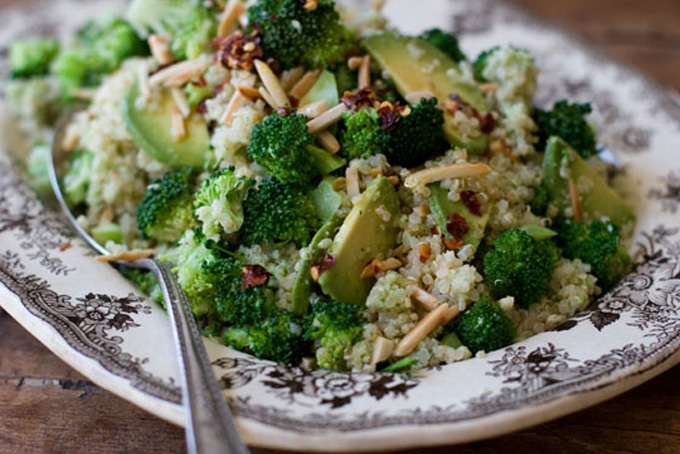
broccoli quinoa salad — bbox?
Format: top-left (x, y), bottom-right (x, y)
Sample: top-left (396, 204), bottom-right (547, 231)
top-left (4, 0), bottom-right (636, 374)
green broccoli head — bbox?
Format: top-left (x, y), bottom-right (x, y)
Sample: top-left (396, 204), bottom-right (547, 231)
top-left (385, 97), bottom-right (446, 167)
top-left (555, 218), bottom-right (631, 291)
top-left (125, 0), bottom-right (193, 37)
top-left (169, 5), bottom-right (218, 60)
top-left (528, 181), bottom-right (550, 216)
top-left (471, 46), bottom-right (499, 82)
top-left (137, 168), bottom-right (198, 243)
top-left (9, 38), bottom-right (60, 79)
top-left (247, 112), bottom-right (319, 186)
top-left (483, 229), bottom-right (561, 308)
top-left (533, 100), bottom-right (597, 158)
top-left (341, 109), bottom-right (390, 160)
top-left (240, 178), bottom-right (319, 247)
top-left (194, 168), bottom-right (254, 242)
top-left (453, 296), bottom-right (515, 354)
top-left (223, 310), bottom-right (307, 365)
top-left (247, 0), bottom-right (352, 69)
top-left (419, 28), bottom-right (466, 63)
top-left (26, 144), bottom-right (53, 200)
top-left (63, 150), bottom-right (94, 208)
top-left (304, 300), bottom-right (365, 370)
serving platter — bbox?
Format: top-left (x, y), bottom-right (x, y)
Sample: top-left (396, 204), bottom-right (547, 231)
top-left (1, 0), bottom-right (679, 451)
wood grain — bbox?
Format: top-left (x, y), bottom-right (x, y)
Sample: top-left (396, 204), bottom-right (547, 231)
top-left (1, 0), bottom-right (679, 453)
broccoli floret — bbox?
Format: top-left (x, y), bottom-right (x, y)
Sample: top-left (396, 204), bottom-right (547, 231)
top-left (340, 98), bottom-right (445, 166)
top-left (91, 223), bottom-right (125, 246)
top-left (385, 97), bottom-right (445, 167)
top-left (247, 112), bottom-right (319, 186)
top-left (528, 181), bottom-right (550, 216)
top-left (9, 38), bottom-right (60, 79)
top-left (483, 229), bottom-right (560, 308)
top-left (341, 109), bottom-right (390, 160)
top-left (63, 150), bottom-right (94, 208)
top-left (194, 168), bottom-right (254, 242)
top-left (453, 296), bottom-right (515, 354)
top-left (124, 268), bottom-right (163, 303)
top-left (304, 300), bottom-right (365, 370)
top-left (419, 28), bottom-right (466, 63)
top-left (137, 168), bottom-right (198, 243)
top-left (555, 218), bottom-right (631, 291)
top-left (26, 145), bottom-right (53, 200)
top-left (247, 0), bottom-right (352, 69)
top-left (169, 6), bottom-right (218, 60)
top-left (125, 0), bottom-right (193, 37)
top-left (223, 310), bottom-right (306, 365)
top-left (4, 78), bottom-right (60, 126)
top-left (533, 100), bottom-right (597, 158)
top-left (51, 17), bottom-right (147, 94)
top-left (240, 178), bottom-right (319, 247)
top-left (472, 46), bottom-right (499, 82)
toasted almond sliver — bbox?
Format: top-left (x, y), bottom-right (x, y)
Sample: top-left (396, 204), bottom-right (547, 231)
top-left (171, 107), bottom-right (186, 141)
top-left (307, 103), bottom-right (347, 134)
top-left (170, 87), bottom-right (191, 118)
top-left (149, 55), bottom-right (211, 87)
top-left (347, 56), bottom-right (364, 70)
top-left (236, 85), bottom-right (262, 100)
top-left (569, 177), bottom-right (583, 222)
top-left (360, 258), bottom-right (381, 279)
top-left (371, 337), bottom-right (395, 365)
top-left (220, 90), bottom-right (247, 125)
top-left (254, 59), bottom-right (289, 108)
top-left (358, 55), bottom-right (371, 90)
top-left (345, 166), bottom-right (360, 198)
top-left (258, 87), bottom-right (279, 110)
top-left (404, 163), bottom-right (492, 190)
top-left (148, 35), bottom-right (173, 65)
top-left (310, 265), bottom-right (320, 282)
top-left (96, 249), bottom-right (157, 263)
top-left (394, 304), bottom-right (448, 357)
top-left (317, 130), bottom-right (341, 154)
top-left (300, 100), bottom-right (329, 119)
top-left (443, 305), bottom-right (462, 324)
top-left (218, 0), bottom-right (247, 37)
top-left (289, 69), bottom-right (321, 100)
top-left (409, 286), bottom-right (440, 311)
top-left (404, 90), bottom-right (437, 104)
top-left (380, 257), bottom-right (402, 272)
top-left (280, 66), bottom-right (305, 91)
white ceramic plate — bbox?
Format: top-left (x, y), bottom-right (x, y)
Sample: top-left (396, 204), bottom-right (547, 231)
top-left (1, 0), bottom-right (680, 451)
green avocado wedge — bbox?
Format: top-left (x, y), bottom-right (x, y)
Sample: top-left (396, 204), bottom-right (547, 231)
top-left (362, 32), bottom-right (490, 154)
top-left (300, 70), bottom-right (339, 108)
top-left (318, 176), bottom-right (401, 305)
top-left (123, 81), bottom-right (211, 169)
top-left (428, 183), bottom-right (491, 251)
top-left (543, 136), bottom-right (635, 228)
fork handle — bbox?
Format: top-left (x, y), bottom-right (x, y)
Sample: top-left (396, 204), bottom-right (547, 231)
top-left (151, 259), bottom-right (250, 454)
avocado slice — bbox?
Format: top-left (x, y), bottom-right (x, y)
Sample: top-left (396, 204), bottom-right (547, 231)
top-left (308, 145), bottom-right (346, 175)
top-left (428, 183), bottom-right (491, 250)
top-left (310, 176), bottom-right (345, 222)
top-left (543, 136), bottom-right (635, 228)
top-left (318, 176), bottom-right (401, 304)
top-left (300, 70), bottom-right (339, 107)
top-left (291, 213), bottom-right (345, 315)
top-left (362, 32), bottom-right (490, 154)
top-left (123, 81), bottom-right (210, 169)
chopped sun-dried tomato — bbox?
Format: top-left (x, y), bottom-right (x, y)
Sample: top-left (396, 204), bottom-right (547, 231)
top-left (446, 212), bottom-right (470, 241)
top-left (214, 30), bottom-right (264, 71)
top-left (460, 190), bottom-right (483, 216)
top-left (241, 265), bottom-right (271, 289)
top-left (315, 254), bottom-right (337, 273)
top-left (341, 88), bottom-right (376, 111)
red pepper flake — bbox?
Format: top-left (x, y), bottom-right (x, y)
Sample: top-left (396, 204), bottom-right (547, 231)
top-left (213, 30), bottom-right (264, 71)
top-left (59, 242), bottom-right (73, 252)
top-left (315, 254), bottom-right (337, 273)
top-left (288, 95), bottom-right (300, 109)
top-left (241, 265), bottom-right (270, 289)
top-left (449, 94), bottom-right (495, 133)
top-left (443, 237), bottom-right (465, 251)
top-left (197, 99), bottom-right (208, 115)
top-left (266, 58), bottom-right (281, 76)
top-left (445, 212), bottom-right (470, 241)
top-left (277, 105), bottom-right (293, 117)
top-left (376, 102), bottom-right (406, 132)
top-left (479, 112), bottom-right (496, 133)
top-left (460, 190), bottom-right (483, 216)
top-left (341, 88), bottom-right (376, 112)
top-left (191, 75), bottom-right (208, 87)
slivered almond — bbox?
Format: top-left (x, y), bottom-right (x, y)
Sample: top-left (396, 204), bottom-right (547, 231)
top-left (303, 0), bottom-right (318, 11)
top-left (370, 168), bottom-right (384, 177)
top-left (388, 175), bottom-right (401, 186)
top-left (569, 177), bottom-right (583, 222)
top-left (254, 59), bottom-right (289, 108)
top-left (307, 103), bottom-right (347, 133)
top-left (345, 166), bottom-right (360, 198)
top-left (280, 66), bottom-right (305, 91)
top-left (170, 107), bottom-right (186, 141)
top-left (348, 56), bottom-right (364, 70)
top-left (218, 0), bottom-right (247, 37)
top-left (220, 90), bottom-right (247, 124)
top-left (300, 100), bottom-right (329, 118)
top-left (404, 90), bottom-right (436, 104)
top-left (409, 286), bottom-right (440, 311)
top-left (358, 56), bottom-right (371, 89)
top-left (310, 265), bottom-right (320, 281)
top-left (236, 85), bottom-right (261, 100)
top-left (96, 249), bottom-right (157, 263)
top-left (149, 56), bottom-right (211, 87)
top-left (289, 69), bottom-right (321, 100)
top-left (317, 130), bottom-right (341, 154)
top-left (380, 257), bottom-right (402, 272)
top-left (443, 305), bottom-right (462, 324)
top-left (258, 87), bottom-right (279, 109)
top-left (148, 35), bottom-right (173, 65)
top-left (394, 304), bottom-right (448, 357)
top-left (170, 87), bottom-right (191, 118)
top-left (404, 163), bottom-right (492, 190)
top-left (333, 177), bottom-right (347, 190)
top-left (371, 337), bottom-right (395, 365)
top-left (360, 258), bottom-right (381, 279)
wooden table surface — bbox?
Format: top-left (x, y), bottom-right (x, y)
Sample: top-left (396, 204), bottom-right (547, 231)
top-left (1, 1), bottom-right (679, 453)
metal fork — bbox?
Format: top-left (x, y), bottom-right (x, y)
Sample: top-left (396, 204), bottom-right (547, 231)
top-left (48, 110), bottom-right (250, 454)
